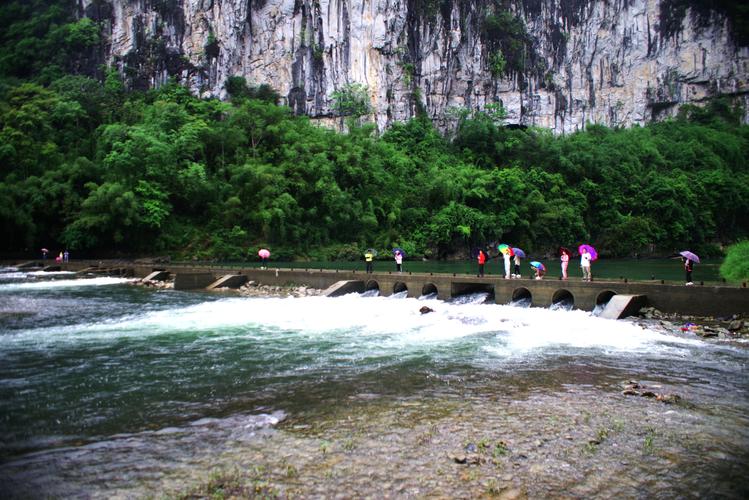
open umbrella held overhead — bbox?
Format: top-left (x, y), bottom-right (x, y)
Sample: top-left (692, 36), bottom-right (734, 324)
top-left (578, 244), bottom-right (598, 261)
top-left (679, 250), bottom-right (700, 263)
top-left (392, 247), bottom-right (407, 257)
top-left (498, 244), bottom-right (514, 256)
top-left (512, 248), bottom-right (526, 259)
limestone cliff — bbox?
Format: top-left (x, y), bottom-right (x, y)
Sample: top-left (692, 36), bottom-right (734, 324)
top-left (81, 0), bottom-right (749, 132)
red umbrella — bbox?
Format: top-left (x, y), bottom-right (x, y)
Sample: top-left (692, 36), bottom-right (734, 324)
top-left (558, 247), bottom-right (572, 257)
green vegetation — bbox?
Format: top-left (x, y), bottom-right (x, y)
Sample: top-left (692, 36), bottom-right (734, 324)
top-left (1, 0), bottom-right (748, 262)
top-left (720, 241), bottom-right (749, 282)
top-left (331, 82), bottom-right (371, 121)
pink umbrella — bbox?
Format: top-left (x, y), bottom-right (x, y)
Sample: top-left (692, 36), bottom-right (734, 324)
top-left (578, 244), bottom-right (598, 261)
top-left (258, 249), bottom-right (270, 259)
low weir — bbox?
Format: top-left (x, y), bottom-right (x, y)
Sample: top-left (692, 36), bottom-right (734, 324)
top-left (39, 260), bottom-right (749, 318)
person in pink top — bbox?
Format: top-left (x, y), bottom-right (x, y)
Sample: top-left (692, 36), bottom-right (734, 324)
top-left (560, 251), bottom-right (569, 279)
top-left (394, 251), bottom-right (403, 273)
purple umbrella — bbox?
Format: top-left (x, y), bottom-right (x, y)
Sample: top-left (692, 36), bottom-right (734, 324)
top-left (392, 247), bottom-right (407, 258)
top-left (578, 244), bottom-right (598, 261)
top-left (512, 248), bottom-right (526, 259)
top-left (679, 250), bottom-right (700, 263)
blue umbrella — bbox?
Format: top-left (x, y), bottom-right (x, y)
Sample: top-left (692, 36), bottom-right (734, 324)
top-left (530, 261), bottom-right (546, 271)
top-left (512, 248), bottom-right (526, 259)
top-left (392, 247), bottom-right (407, 258)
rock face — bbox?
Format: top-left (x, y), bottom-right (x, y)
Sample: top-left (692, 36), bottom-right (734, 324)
top-left (84, 0), bottom-right (748, 133)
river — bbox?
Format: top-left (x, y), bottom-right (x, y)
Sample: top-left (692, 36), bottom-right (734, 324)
top-left (0, 267), bottom-right (747, 498)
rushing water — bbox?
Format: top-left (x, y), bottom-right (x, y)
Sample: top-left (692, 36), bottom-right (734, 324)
top-left (0, 267), bottom-right (747, 498)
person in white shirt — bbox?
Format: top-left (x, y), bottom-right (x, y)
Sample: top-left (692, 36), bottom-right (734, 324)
top-left (503, 251), bottom-right (511, 279)
top-left (580, 249), bottom-right (592, 281)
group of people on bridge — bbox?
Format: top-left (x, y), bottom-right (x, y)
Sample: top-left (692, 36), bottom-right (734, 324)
top-left (475, 244), bottom-right (595, 281)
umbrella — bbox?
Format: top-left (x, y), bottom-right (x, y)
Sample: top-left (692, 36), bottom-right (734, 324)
top-left (498, 244), bottom-right (514, 256)
top-left (512, 248), bottom-right (526, 259)
top-left (530, 261), bottom-right (546, 271)
top-left (578, 244), bottom-right (598, 261)
top-left (365, 248), bottom-right (378, 257)
top-left (558, 246), bottom-right (572, 257)
top-left (392, 247), bottom-right (407, 257)
top-left (679, 250), bottom-right (700, 263)
top-left (258, 248), bottom-right (270, 259)
top-left (41, 248), bottom-right (49, 253)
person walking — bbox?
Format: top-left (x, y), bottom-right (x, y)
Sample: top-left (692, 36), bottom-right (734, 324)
top-left (365, 250), bottom-right (374, 273)
top-left (580, 247), bottom-right (592, 281)
top-left (477, 249), bottom-right (487, 277)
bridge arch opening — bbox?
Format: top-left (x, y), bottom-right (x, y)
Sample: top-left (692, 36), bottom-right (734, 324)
top-left (363, 280), bottom-right (380, 297)
top-left (510, 287), bottom-right (532, 307)
top-left (421, 283), bottom-right (438, 299)
top-left (392, 282), bottom-right (408, 297)
top-left (593, 290), bottom-right (617, 316)
top-left (551, 289), bottom-right (574, 310)
top-left (596, 290), bottom-right (617, 305)
top-left (451, 282), bottom-right (495, 304)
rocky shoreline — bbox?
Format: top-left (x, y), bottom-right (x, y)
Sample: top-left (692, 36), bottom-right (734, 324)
top-left (632, 306), bottom-right (748, 340)
top-left (130, 276), bottom-right (323, 298)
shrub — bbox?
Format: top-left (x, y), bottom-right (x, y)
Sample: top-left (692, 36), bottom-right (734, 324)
top-left (720, 240), bottom-right (749, 282)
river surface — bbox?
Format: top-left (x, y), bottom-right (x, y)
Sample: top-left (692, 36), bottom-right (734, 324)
top-left (0, 267), bottom-right (747, 498)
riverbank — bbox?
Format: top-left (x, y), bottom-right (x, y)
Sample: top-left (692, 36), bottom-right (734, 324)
top-left (2, 270), bottom-right (747, 499)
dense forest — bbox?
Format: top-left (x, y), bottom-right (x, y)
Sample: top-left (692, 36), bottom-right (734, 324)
top-left (1, 0), bottom-right (748, 262)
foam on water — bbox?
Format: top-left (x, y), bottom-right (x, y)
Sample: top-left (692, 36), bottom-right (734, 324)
top-left (26, 270), bottom-right (77, 277)
top-left (0, 290), bottom-right (705, 360)
top-left (0, 276), bottom-right (133, 291)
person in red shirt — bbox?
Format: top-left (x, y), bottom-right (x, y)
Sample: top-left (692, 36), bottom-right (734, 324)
top-left (478, 249), bottom-right (487, 277)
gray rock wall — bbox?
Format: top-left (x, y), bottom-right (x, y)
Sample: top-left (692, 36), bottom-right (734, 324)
top-left (88, 0), bottom-right (749, 132)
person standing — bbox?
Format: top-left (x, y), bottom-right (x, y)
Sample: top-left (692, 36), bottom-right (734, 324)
top-left (478, 249), bottom-right (487, 277)
top-left (560, 251), bottom-right (569, 280)
top-left (684, 257), bottom-right (694, 285)
top-left (513, 254), bottom-right (521, 278)
top-left (580, 248), bottom-right (592, 281)
top-left (503, 251), bottom-right (511, 279)
top-left (365, 250), bottom-right (374, 274)
top-left (394, 250), bottom-right (403, 273)
top-left (63, 250), bottom-right (69, 263)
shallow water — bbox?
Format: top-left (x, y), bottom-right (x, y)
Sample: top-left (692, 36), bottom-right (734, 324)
top-left (0, 268), bottom-right (747, 498)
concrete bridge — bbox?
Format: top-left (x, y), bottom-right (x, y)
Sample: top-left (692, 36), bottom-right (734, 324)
top-left (14, 260), bottom-right (747, 318)
top-left (124, 264), bottom-right (746, 318)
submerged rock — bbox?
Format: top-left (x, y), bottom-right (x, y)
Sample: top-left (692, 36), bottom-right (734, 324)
top-left (621, 380), bottom-right (681, 405)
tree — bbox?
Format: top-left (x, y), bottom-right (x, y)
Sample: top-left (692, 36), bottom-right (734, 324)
top-left (720, 240), bottom-right (749, 282)
top-left (331, 83), bottom-right (371, 127)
